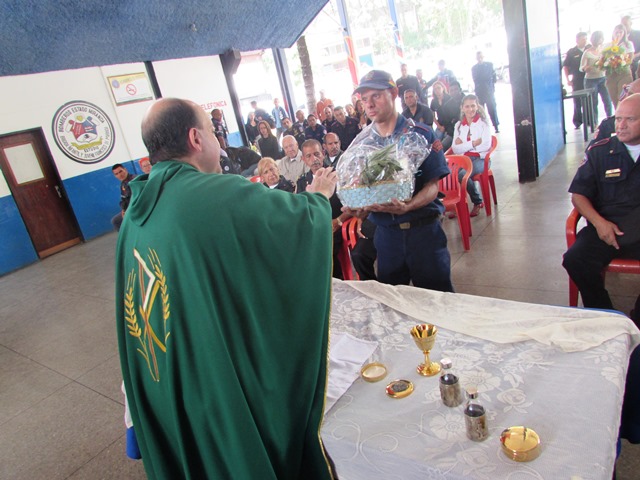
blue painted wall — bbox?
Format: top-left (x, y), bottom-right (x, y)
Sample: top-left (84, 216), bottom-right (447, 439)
top-left (524, 0), bottom-right (564, 176)
top-left (530, 44), bottom-right (564, 174)
top-left (63, 160), bottom-right (138, 240)
top-left (0, 159), bottom-right (143, 276)
top-left (0, 195), bottom-right (38, 275)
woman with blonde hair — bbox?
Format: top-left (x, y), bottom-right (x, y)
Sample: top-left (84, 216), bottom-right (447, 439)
top-left (429, 81), bottom-right (450, 114)
top-left (354, 99), bottom-right (369, 128)
top-left (451, 94), bottom-right (492, 217)
top-left (345, 103), bottom-right (357, 119)
top-left (257, 157), bottom-right (294, 192)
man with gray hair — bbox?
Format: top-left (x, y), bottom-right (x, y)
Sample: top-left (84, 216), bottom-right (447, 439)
top-left (278, 134), bottom-right (308, 183)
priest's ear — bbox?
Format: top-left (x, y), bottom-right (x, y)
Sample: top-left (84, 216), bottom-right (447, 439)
top-left (188, 126), bottom-right (202, 152)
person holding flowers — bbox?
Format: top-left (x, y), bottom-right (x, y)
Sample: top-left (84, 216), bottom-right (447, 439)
top-left (601, 25), bottom-right (635, 108)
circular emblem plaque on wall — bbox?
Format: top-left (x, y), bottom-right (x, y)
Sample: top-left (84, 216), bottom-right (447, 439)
top-left (52, 101), bottom-right (115, 164)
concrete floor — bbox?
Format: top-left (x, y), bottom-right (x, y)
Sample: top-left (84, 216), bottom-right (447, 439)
top-left (1, 117), bottom-right (639, 478)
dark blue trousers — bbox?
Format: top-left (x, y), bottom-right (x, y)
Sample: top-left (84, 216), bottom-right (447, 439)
top-left (374, 221), bottom-right (454, 292)
top-left (563, 224), bottom-right (640, 309)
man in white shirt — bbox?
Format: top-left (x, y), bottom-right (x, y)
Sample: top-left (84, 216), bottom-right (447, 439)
top-left (278, 135), bottom-right (309, 184)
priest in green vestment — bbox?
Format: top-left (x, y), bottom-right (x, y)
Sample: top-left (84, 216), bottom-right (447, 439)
top-left (115, 98), bottom-right (338, 479)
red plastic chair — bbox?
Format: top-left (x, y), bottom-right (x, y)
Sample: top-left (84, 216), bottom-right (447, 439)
top-left (565, 208), bottom-right (640, 306)
top-left (339, 217), bottom-right (359, 280)
top-left (472, 135), bottom-right (498, 216)
top-left (249, 175), bottom-right (262, 183)
top-left (440, 155), bottom-right (473, 250)
top-left (445, 135), bottom-right (498, 216)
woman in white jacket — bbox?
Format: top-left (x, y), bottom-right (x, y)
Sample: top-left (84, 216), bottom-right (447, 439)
top-left (451, 94), bottom-right (492, 216)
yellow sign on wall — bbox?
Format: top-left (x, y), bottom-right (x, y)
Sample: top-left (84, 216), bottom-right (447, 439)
top-left (108, 72), bottom-right (154, 106)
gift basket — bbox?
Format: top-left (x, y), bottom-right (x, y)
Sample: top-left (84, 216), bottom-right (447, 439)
top-left (336, 125), bottom-right (431, 209)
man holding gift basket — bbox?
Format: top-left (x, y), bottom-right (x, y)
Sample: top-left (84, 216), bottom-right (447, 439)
top-left (339, 70), bottom-right (454, 292)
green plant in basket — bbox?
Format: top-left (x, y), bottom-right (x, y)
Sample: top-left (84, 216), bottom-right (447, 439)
top-left (359, 144), bottom-right (403, 187)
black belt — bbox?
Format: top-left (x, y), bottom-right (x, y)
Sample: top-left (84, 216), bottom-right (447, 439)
top-left (389, 215), bottom-right (440, 230)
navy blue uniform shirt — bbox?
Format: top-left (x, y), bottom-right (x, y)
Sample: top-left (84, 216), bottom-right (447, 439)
top-left (368, 114), bottom-right (450, 227)
top-left (569, 136), bottom-right (640, 224)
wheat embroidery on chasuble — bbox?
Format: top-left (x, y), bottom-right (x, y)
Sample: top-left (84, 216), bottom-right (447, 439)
top-left (125, 248), bottom-right (170, 382)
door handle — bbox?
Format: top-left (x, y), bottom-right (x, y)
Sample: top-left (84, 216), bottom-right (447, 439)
top-left (54, 185), bottom-right (62, 198)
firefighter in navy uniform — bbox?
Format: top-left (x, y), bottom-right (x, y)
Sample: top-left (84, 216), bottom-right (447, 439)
top-left (562, 94), bottom-right (640, 309)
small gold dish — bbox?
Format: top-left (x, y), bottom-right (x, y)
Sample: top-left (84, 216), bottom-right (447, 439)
top-left (500, 426), bottom-right (541, 462)
top-left (385, 379), bottom-right (414, 399)
top-left (360, 362), bottom-right (388, 383)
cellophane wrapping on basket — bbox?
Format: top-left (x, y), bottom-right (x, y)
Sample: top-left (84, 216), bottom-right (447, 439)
top-left (336, 124), bottom-right (431, 208)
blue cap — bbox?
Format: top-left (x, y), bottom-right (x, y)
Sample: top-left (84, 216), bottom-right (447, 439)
top-left (353, 70), bottom-right (396, 94)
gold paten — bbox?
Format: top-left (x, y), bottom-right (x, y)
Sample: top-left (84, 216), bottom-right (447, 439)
top-left (360, 362), bottom-right (388, 382)
top-left (500, 426), bottom-right (541, 462)
top-left (410, 324), bottom-right (441, 376)
top-left (385, 379), bottom-right (414, 398)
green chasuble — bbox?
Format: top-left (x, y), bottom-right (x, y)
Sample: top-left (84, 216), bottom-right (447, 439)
top-left (115, 161), bottom-right (334, 480)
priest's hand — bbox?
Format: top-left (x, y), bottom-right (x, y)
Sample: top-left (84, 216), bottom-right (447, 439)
top-left (307, 167), bottom-right (337, 200)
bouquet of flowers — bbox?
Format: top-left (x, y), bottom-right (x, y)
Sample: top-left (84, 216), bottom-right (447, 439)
top-left (596, 45), bottom-right (633, 75)
top-left (336, 125), bottom-right (430, 208)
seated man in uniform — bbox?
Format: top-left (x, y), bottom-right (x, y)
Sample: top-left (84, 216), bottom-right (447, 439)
top-left (282, 117), bottom-right (305, 148)
top-left (331, 106), bottom-right (360, 150)
top-left (304, 114), bottom-right (326, 143)
top-left (402, 89), bottom-right (434, 128)
top-left (323, 132), bottom-right (342, 168)
top-left (563, 94), bottom-right (640, 310)
top-left (116, 97), bottom-right (338, 479)
top-left (110, 163), bottom-right (136, 232)
top-left (297, 139), bottom-right (350, 280)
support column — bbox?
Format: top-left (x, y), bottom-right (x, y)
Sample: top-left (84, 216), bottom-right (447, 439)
top-left (502, 0), bottom-right (564, 182)
top-left (502, 0), bottom-right (537, 181)
top-left (272, 48), bottom-right (297, 119)
top-left (220, 49), bottom-right (248, 147)
top-left (144, 61), bottom-right (162, 99)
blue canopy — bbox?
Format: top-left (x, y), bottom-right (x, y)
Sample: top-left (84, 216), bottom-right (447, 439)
top-left (0, 0), bottom-right (328, 76)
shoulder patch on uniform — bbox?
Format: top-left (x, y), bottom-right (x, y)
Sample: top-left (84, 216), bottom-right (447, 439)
top-left (432, 139), bottom-right (443, 152)
top-left (587, 137), bottom-right (610, 151)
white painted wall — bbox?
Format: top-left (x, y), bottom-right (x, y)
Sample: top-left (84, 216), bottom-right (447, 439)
top-left (0, 67), bottom-right (131, 181)
top-left (0, 54), bottom-right (234, 199)
top-left (152, 55), bottom-right (238, 134)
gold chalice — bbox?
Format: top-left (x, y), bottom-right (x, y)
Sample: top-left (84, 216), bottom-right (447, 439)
top-left (410, 324), bottom-right (441, 376)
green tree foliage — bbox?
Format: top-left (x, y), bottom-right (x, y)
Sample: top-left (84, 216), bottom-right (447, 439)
top-left (405, 0), bottom-right (503, 51)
